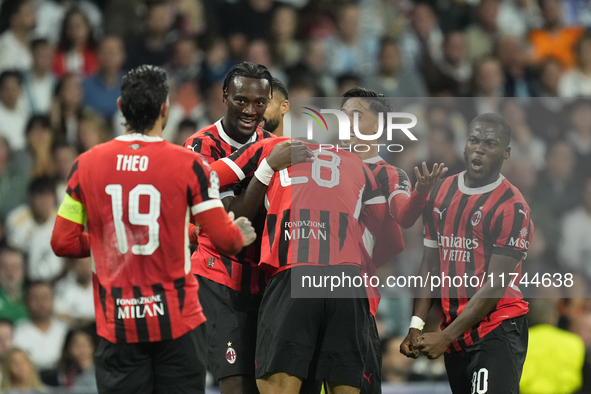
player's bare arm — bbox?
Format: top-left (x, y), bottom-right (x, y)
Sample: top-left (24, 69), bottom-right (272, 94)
top-left (400, 247), bottom-right (439, 359)
top-left (415, 253), bottom-right (521, 359)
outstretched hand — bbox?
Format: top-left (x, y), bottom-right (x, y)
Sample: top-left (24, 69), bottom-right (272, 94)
top-left (414, 162), bottom-right (448, 195)
top-left (266, 140), bottom-right (314, 171)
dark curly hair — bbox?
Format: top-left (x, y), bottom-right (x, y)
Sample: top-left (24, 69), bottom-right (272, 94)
top-left (120, 65), bottom-right (169, 134)
top-left (222, 61), bottom-right (273, 98)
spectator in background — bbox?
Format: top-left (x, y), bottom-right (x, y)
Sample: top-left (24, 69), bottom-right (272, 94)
top-left (0, 319), bottom-right (15, 363)
top-left (427, 31), bottom-right (472, 97)
top-left (520, 298), bottom-right (585, 394)
top-left (269, 6), bottom-right (301, 69)
top-left (174, 118), bottom-right (198, 146)
top-left (13, 282), bottom-right (68, 371)
top-left (195, 81), bottom-right (226, 127)
top-left (24, 39), bottom-right (56, 115)
top-left (0, 0), bottom-right (36, 73)
top-left (496, 35), bottom-right (538, 97)
top-left (287, 39), bottom-right (333, 96)
top-left (535, 57), bottom-right (563, 97)
top-left (469, 57), bottom-right (505, 115)
top-left (82, 36), bottom-right (125, 122)
top-left (46, 329), bottom-right (96, 391)
top-left (52, 144), bottom-right (77, 203)
top-left (465, 0), bottom-right (501, 63)
top-left (559, 176), bottom-right (591, 287)
top-left (364, 37), bottom-right (426, 98)
top-left (50, 73), bottom-right (85, 146)
top-left (0, 249), bottom-right (27, 323)
top-left (499, 98), bottom-right (546, 170)
top-left (335, 73), bottom-right (361, 97)
top-left (245, 39), bottom-right (287, 83)
top-left (529, 0), bottom-right (584, 70)
top-left (125, 1), bottom-right (174, 70)
top-left (0, 71), bottom-right (29, 151)
top-left (533, 141), bottom-right (580, 252)
top-left (381, 337), bottom-right (414, 383)
top-left (166, 37), bottom-right (202, 86)
top-left (424, 126), bottom-right (464, 178)
top-left (103, 0), bottom-right (144, 44)
top-left (398, 3), bottom-right (443, 70)
top-left (52, 8), bottom-right (98, 78)
top-left (199, 37), bottom-right (235, 91)
top-left (34, 0), bottom-right (102, 45)
top-left (6, 177), bottom-right (63, 282)
top-left (222, 0), bottom-right (274, 43)
top-left (0, 348), bottom-right (44, 393)
top-left (76, 111), bottom-right (110, 153)
top-left (324, 2), bottom-right (378, 77)
top-left (559, 34), bottom-right (591, 97)
top-left (24, 115), bottom-right (56, 178)
top-left (565, 99), bottom-right (591, 174)
top-left (54, 258), bottom-right (94, 328)
top-left (497, 0), bottom-right (542, 38)
top-left (0, 136), bottom-right (31, 219)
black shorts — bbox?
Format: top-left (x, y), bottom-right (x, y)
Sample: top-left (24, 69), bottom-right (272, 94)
top-left (362, 314), bottom-right (382, 394)
top-left (255, 266), bottom-right (370, 389)
top-left (94, 325), bottom-right (206, 394)
top-left (444, 315), bottom-right (528, 394)
top-left (197, 275), bottom-right (261, 381)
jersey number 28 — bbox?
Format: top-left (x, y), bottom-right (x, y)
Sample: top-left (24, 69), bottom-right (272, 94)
top-left (105, 184), bottom-right (161, 255)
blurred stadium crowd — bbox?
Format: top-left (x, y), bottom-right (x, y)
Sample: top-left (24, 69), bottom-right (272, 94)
top-left (0, 0), bottom-right (590, 392)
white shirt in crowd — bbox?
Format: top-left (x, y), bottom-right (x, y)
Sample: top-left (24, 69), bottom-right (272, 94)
top-left (54, 273), bottom-right (95, 321)
top-left (0, 30), bottom-right (32, 72)
top-left (0, 96), bottom-right (29, 151)
top-left (559, 207), bottom-right (591, 281)
top-left (6, 206), bottom-right (64, 282)
top-left (13, 318), bottom-right (68, 370)
top-left (558, 69), bottom-right (591, 97)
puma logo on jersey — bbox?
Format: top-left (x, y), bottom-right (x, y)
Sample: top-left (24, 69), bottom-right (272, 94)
top-left (518, 209), bottom-right (528, 218)
top-left (363, 374), bottom-right (373, 384)
top-left (433, 207), bottom-right (447, 220)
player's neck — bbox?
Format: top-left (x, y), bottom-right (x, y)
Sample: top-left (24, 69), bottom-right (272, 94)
top-left (221, 118), bottom-right (252, 144)
top-left (464, 171), bottom-right (501, 189)
top-left (273, 123), bottom-right (284, 137)
top-left (356, 145), bottom-right (379, 161)
top-left (125, 125), bottom-right (163, 138)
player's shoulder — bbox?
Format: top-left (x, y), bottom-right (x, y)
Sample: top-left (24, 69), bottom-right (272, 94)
top-left (185, 123), bottom-right (221, 147)
top-left (257, 127), bottom-right (277, 140)
top-left (431, 173), bottom-right (460, 197)
top-left (500, 177), bottom-right (530, 209)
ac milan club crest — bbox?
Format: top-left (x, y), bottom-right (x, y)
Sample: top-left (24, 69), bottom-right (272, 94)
top-left (226, 342), bottom-right (237, 364)
top-left (471, 210), bottom-right (482, 226)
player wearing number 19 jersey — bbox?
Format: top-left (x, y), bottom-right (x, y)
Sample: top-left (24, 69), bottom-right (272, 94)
top-left (50, 66), bottom-right (249, 394)
top-left (401, 113), bottom-right (534, 394)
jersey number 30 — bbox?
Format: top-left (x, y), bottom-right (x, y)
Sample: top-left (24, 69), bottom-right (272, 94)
top-left (105, 184), bottom-right (161, 255)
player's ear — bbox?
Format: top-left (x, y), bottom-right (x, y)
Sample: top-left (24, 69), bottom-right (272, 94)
top-left (161, 97), bottom-right (169, 118)
top-left (281, 100), bottom-right (290, 116)
top-left (504, 146), bottom-right (511, 160)
top-left (223, 89), bottom-right (228, 103)
top-left (117, 97), bottom-right (123, 113)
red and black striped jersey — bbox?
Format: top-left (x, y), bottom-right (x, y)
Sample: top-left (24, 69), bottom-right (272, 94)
top-left (361, 156), bottom-right (408, 316)
top-left (64, 134), bottom-right (223, 343)
top-left (221, 138), bottom-right (388, 276)
top-left (184, 120), bottom-right (274, 294)
top-left (423, 171), bottom-right (534, 352)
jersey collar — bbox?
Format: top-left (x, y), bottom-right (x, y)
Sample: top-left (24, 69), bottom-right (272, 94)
top-left (115, 133), bottom-right (164, 142)
top-left (215, 119), bottom-right (258, 149)
top-left (457, 171), bottom-right (505, 195)
top-left (362, 156), bottom-right (383, 164)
